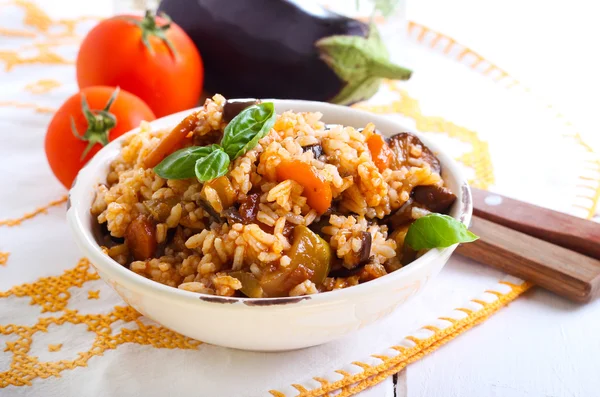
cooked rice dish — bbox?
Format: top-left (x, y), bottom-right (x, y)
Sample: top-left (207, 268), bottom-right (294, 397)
top-left (91, 94), bottom-right (457, 298)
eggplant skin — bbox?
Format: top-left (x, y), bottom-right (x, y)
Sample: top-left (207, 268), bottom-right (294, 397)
top-left (158, 0), bottom-right (368, 102)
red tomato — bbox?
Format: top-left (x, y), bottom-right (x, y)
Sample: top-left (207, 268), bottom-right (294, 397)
top-left (45, 86), bottom-right (156, 188)
top-left (76, 11), bottom-right (203, 117)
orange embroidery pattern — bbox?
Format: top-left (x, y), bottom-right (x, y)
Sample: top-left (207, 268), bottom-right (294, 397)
top-left (16, 0), bottom-right (52, 33)
top-left (0, 27), bottom-right (36, 38)
top-left (0, 1), bottom-right (100, 73)
top-left (270, 280), bottom-right (532, 396)
top-left (87, 290), bottom-right (100, 300)
top-left (0, 252), bottom-right (9, 266)
top-left (0, 196), bottom-right (67, 227)
top-left (25, 78), bottom-right (61, 94)
top-left (47, 344), bottom-right (62, 352)
top-left (13, 0), bottom-right (99, 38)
top-left (564, 133), bottom-right (600, 219)
top-left (0, 258), bottom-right (201, 388)
top-left (0, 48), bottom-right (73, 72)
top-left (407, 21), bottom-right (513, 83)
top-left (0, 100), bottom-right (56, 113)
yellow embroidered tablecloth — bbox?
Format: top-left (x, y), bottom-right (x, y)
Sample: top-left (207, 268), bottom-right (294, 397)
top-left (1, 1), bottom-right (599, 396)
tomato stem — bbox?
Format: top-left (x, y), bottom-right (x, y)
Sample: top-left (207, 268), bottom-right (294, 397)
top-left (125, 10), bottom-right (178, 58)
top-left (71, 87), bottom-right (120, 160)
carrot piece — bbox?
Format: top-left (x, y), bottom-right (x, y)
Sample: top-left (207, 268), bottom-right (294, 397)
top-left (275, 159), bottom-right (332, 215)
top-left (144, 112), bottom-right (199, 168)
top-left (367, 133), bottom-right (395, 171)
top-left (125, 215), bottom-right (157, 260)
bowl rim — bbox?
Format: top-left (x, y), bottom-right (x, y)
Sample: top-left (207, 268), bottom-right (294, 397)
top-left (67, 99), bottom-right (472, 307)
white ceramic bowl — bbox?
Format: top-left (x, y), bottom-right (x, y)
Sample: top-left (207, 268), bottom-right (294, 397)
top-left (67, 100), bottom-right (472, 351)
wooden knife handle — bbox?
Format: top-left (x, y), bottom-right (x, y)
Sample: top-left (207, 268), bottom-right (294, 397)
top-left (455, 215), bottom-right (600, 303)
top-left (470, 188), bottom-right (600, 260)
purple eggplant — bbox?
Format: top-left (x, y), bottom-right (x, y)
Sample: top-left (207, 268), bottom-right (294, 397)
top-left (158, 0), bottom-right (411, 104)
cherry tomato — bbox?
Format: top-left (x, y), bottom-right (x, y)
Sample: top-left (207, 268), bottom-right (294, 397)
top-left (45, 86), bottom-right (156, 188)
top-left (76, 11), bottom-right (203, 117)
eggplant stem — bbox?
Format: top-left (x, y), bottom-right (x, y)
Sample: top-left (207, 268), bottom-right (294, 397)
top-left (315, 24), bottom-right (412, 105)
top-left (369, 58), bottom-right (412, 80)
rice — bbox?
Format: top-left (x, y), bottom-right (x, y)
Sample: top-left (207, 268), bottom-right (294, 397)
top-left (289, 280), bottom-right (318, 296)
top-left (91, 94), bottom-right (455, 298)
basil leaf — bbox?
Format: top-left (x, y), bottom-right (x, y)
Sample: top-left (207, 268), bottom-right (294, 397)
top-left (154, 145), bottom-right (219, 179)
top-left (194, 148), bottom-right (230, 182)
top-left (405, 213), bottom-right (478, 250)
top-left (221, 102), bottom-right (276, 160)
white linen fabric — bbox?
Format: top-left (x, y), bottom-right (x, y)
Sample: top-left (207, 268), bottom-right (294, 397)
top-left (1, 1), bottom-right (599, 396)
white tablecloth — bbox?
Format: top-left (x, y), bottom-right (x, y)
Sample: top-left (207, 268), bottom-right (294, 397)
top-left (1, 1), bottom-right (599, 396)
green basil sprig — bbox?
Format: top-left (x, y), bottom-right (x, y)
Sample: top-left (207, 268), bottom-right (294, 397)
top-left (154, 103), bottom-right (275, 182)
top-left (221, 102), bottom-right (276, 159)
top-left (405, 213), bottom-right (478, 250)
top-left (194, 148), bottom-right (230, 182)
top-left (154, 145), bottom-right (219, 179)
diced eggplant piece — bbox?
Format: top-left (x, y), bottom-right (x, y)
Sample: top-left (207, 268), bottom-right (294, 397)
top-left (223, 98), bottom-right (261, 122)
top-left (302, 144), bottom-right (324, 159)
top-left (239, 193), bottom-right (260, 224)
top-left (210, 192), bottom-right (262, 226)
top-left (197, 198), bottom-right (221, 222)
top-left (412, 185), bottom-right (456, 214)
top-left (385, 185), bottom-right (455, 229)
top-left (400, 244), bottom-right (417, 266)
top-left (221, 206), bottom-right (244, 225)
top-left (389, 225), bottom-right (418, 266)
top-left (260, 264), bottom-right (315, 298)
top-left (343, 231), bottom-right (372, 270)
top-left (255, 217), bottom-right (295, 238)
top-left (100, 222), bottom-right (125, 244)
top-left (328, 256), bottom-right (363, 277)
top-left (386, 198), bottom-right (416, 229)
top-left (125, 215), bottom-right (157, 261)
top-left (388, 132), bottom-right (441, 174)
top-left (169, 226), bottom-right (187, 252)
top-left (307, 207), bottom-right (343, 238)
top-left (282, 222), bottom-right (295, 239)
top-left (328, 266), bottom-right (362, 278)
top-left (308, 216), bottom-right (331, 239)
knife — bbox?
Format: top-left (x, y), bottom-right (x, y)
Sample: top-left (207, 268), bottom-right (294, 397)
top-left (455, 188), bottom-right (600, 302)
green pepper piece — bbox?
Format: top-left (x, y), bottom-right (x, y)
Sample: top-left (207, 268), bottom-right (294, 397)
top-left (288, 225), bottom-right (331, 284)
top-left (229, 271), bottom-right (264, 298)
top-left (259, 225), bottom-right (332, 297)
